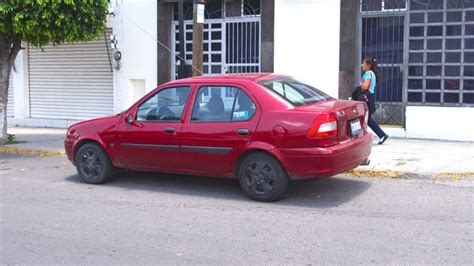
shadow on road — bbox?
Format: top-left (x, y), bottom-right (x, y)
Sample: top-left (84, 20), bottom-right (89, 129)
top-left (66, 171), bottom-right (371, 208)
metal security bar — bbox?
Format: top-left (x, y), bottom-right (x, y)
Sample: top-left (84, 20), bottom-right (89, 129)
top-left (172, 20), bottom-right (225, 78)
top-left (406, 1), bottom-right (474, 106)
top-left (360, 0), bottom-right (474, 126)
top-left (170, 0), bottom-right (262, 79)
top-left (171, 16), bottom-right (261, 79)
top-left (362, 16), bottom-right (405, 103)
top-left (361, 0), bottom-right (407, 13)
top-left (225, 19), bottom-right (261, 73)
top-left (360, 9), bottom-right (407, 125)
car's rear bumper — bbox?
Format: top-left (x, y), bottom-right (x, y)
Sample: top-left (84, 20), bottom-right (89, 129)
top-left (278, 133), bottom-right (372, 180)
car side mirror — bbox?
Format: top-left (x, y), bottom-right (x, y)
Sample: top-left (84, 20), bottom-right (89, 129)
top-left (126, 114), bottom-right (135, 124)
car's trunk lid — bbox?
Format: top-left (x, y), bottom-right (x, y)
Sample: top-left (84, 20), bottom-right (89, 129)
top-left (297, 99), bottom-right (367, 144)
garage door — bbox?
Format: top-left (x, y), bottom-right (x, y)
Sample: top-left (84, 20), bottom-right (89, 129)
top-left (28, 30), bottom-right (113, 120)
top-left (8, 70), bottom-right (14, 117)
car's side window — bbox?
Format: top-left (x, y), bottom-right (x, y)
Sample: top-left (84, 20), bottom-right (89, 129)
top-left (233, 89), bottom-right (257, 121)
top-left (136, 87), bottom-right (191, 122)
top-left (191, 86), bottom-right (256, 122)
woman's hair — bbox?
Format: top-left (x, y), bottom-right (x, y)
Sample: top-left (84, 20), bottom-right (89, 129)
top-left (363, 57), bottom-right (380, 85)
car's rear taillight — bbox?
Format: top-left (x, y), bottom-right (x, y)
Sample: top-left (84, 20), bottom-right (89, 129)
top-left (307, 113), bottom-right (339, 147)
top-left (308, 113), bottom-right (338, 137)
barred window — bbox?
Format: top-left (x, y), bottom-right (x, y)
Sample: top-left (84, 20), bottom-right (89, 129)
top-left (361, 0), bottom-right (474, 107)
top-left (407, 1), bottom-right (474, 105)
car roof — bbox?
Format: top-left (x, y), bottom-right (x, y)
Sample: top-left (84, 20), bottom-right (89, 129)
top-left (164, 73), bottom-right (289, 86)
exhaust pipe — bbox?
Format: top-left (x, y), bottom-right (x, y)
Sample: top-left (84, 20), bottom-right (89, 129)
top-left (361, 158), bottom-right (370, 166)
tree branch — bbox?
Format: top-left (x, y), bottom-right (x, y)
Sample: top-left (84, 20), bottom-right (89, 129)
top-left (0, 33), bottom-right (6, 56)
top-left (8, 41), bottom-right (21, 68)
top-left (7, 33), bottom-right (17, 46)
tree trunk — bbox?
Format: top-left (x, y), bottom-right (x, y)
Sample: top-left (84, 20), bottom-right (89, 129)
top-left (0, 33), bottom-right (21, 144)
top-left (0, 59), bottom-right (11, 144)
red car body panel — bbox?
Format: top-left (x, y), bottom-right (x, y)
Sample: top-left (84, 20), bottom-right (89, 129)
top-left (65, 74), bottom-right (372, 180)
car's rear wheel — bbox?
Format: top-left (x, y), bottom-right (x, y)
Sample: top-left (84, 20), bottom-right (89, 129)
top-left (238, 152), bottom-right (289, 202)
top-left (75, 143), bottom-right (114, 184)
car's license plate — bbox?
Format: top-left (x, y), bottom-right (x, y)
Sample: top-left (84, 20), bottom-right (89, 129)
top-left (350, 119), bottom-right (362, 136)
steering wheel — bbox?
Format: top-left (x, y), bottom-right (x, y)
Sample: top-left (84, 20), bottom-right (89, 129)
top-left (157, 107), bottom-right (174, 120)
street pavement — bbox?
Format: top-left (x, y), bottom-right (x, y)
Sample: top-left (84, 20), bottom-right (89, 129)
top-left (0, 153), bottom-right (472, 264)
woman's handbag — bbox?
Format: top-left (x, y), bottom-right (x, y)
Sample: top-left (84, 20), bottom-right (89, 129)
top-left (351, 86), bottom-right (376, 116)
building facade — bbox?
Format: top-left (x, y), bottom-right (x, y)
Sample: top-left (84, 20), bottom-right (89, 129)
top-left (6, 0), bottom-right (474, 141)
top-left (341, 0), bottom-right (474, 141)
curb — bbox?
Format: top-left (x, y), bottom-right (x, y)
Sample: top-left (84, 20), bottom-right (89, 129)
top-left (434, 172), bottom-right (474, 180)
top-left (346, 169), bottom-right (401, 178)
top-left (0, 146), bottom-right (65, 157)
top-left (345, 169), bottom-right (474, 180)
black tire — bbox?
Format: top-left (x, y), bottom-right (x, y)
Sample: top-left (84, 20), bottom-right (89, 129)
top-left (75, 143), bottom-right (114, 184)
top-left (238, 152), bottom-right (289, 202)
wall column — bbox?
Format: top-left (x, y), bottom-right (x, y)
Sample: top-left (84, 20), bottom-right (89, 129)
top-left (158, 2), bottom-right (173, 85)
top-left (261, 0), bottom-right (275, 72)
top-left (339, 0), bottom-right (359, 100)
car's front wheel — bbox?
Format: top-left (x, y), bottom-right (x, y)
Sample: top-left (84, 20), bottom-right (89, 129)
top-left (238, 152), bottom-right (289, 202)
top-left (75, 143), bottom-right (114, 184)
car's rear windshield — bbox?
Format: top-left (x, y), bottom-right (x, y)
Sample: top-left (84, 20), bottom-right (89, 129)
top-left (259, 78), bottom-right (333, 106)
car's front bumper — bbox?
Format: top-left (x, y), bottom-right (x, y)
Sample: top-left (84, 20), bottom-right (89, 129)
top-left (278, 132), bottom-right (372, 179)
top-left (64, 138), bottom-right (75, 164)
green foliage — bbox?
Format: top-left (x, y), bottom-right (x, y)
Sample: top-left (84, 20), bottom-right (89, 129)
top-left (5, 134), bottom-right (27, 145)
top-left (7, 133), bottom-right (15, 142)
top-left (0, 0), bottom-right (110, 47)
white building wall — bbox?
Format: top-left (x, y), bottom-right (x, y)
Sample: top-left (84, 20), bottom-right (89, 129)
top-left (406, 106), bottom-right (474, 142)
top-left (8, 49), bottom-right (29, 127)
top-left (273, 0), bottom-right (341, 97)
top-left (112, 0), bottom-right (158, 112)
top-left (12, 49), bottom-right (27, 120)
top-left (8, 0), bottom-right (158, 128)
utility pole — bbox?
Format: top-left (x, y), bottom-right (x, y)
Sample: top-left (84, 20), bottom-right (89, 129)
top-left (192, 0), bottom-right (205, 76)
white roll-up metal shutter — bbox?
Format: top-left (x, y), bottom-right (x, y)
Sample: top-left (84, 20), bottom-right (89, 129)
top-left (28, 29), bottom-right (113, 120)
top-left (7, 70), bottom-right (14, 117)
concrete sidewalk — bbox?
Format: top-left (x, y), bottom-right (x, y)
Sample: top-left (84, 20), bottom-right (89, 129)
top-left (1, 127), bottom-right (473, 178)
top-left (4, 127), bottom-right (66, 151)
top-left (356, 137), bottom-right (474, 178)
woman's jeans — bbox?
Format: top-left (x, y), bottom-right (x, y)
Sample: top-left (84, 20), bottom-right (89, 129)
top-left (368, 116), bottom-right (387, 139)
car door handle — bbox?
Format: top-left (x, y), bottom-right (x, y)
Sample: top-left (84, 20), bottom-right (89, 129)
top-left (164, 127), bottom-right (175, 134)
top-left (236, 129), bottom-right (250, 135)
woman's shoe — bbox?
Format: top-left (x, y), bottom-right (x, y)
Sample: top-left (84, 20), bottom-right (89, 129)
top-left (378, 135), bottom-right (389, 145)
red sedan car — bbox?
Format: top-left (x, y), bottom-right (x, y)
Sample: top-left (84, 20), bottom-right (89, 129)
top-left (65, 74), bottom-right (371, 201)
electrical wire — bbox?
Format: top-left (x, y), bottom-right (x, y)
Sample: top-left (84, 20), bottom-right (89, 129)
top-left (103, 30), bottom-right (113, 72)
top-left (121, 13), bottom-right (203, 75)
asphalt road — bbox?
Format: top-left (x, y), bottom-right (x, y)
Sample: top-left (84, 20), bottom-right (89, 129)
top-left (0, 153), bottom-right (472, 264)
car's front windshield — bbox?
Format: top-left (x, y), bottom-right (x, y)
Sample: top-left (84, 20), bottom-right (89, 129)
top-left (259, 78), bottom-right (333, 106)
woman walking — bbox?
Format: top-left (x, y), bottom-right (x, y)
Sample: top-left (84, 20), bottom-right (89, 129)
top-left (361, 57), bottom-right (389, 145)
